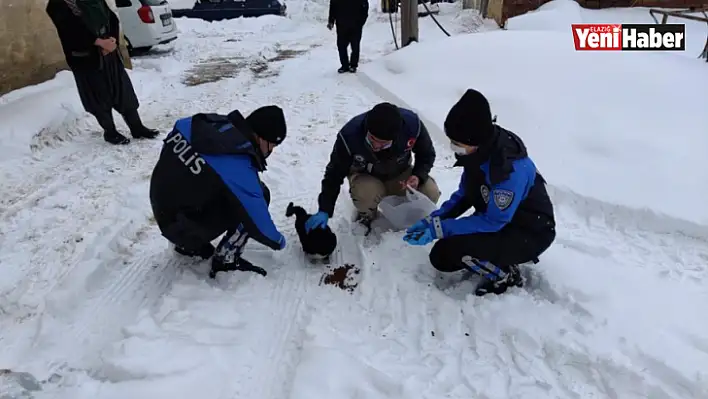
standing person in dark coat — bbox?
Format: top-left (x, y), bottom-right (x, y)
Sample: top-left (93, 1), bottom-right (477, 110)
top-left (327, 0), bottom-right (369, 73)
top-left (46, 0), bottom-right (159, 145)
top-left (403, 89), bottom-right (556, 296)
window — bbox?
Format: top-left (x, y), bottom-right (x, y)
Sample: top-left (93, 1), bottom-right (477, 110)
top-left (116, 0), bottom-right (132, 7)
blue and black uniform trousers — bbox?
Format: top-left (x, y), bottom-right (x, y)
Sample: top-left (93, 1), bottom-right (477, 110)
top-left (429, 221), bottom-right (555, 274)
top-left (161, 182), bottom-right (271, 264)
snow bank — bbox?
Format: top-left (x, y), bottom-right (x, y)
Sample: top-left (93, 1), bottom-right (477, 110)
top-left (359, 29), bottom-right (708, 227)
top-left (0, 66), bottom-right (168, 164)
top-left (505, 0), bottom-right (583, 31)
top-left (0, 71), bottom-right (86, 163)
top-left (284, 0), bottom-right (332, 23)
top-left (506, 0), bottom-right (708, 57)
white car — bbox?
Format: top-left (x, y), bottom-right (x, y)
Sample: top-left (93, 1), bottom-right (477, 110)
top-left (116, 0), bottom-right (179, 54)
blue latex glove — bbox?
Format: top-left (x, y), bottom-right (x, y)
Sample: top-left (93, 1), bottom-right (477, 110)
top-left (406, 216), bottom-right (432, 234)
top-left (305, 211), bottom-right (329, 232)
top-left (403, 228), bottom-right (435, 246)
top-left (403, 216), bottom-right (442, 246)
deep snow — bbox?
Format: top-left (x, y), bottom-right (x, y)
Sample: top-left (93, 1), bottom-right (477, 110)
top-left (1, 1), bottom-right (707, 398)
top-left (360, 1), bottom-right (708, 228)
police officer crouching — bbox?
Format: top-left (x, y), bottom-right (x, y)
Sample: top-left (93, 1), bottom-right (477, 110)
top-left (306, 102), bottom-right (441, 235)
top-left (403, 89), bottom-right (556, 296)
top-left (149, 106), bottom-right (288, 278)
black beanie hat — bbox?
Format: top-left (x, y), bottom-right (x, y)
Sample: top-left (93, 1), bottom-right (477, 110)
top-left (246, 105), bottom-right (287, 145)
top-left (444, 89), bottom-right (495, 146)
top-left (365, 102), bottom-right (402, 141)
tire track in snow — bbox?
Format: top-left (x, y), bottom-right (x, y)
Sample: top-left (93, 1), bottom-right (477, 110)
top-left (238, 271), bottom-right (312, 399)
top-left (236, 220), bottom-right (368, 399)
top-left (0, 118), bottom-right (176, 374)
top-left (15, 222), bottom-right (185, 380)
top-left (0, 143), bottom-right (136, 365)
top-left (3, 19), bottom-right (390, 394)
top-left (211, 76), bottom-right (381, 398)
top-left (170, 42), bottom-right (384, 399)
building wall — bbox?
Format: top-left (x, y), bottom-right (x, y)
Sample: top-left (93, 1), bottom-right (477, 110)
top-left (0, 0), bottom-right (130, 97)
top-left (0, 0), bottom-right (67, 96)
top-left (490, 0), bottom-right (707, 27)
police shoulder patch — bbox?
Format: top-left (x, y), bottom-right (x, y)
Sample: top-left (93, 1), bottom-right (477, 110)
top-left (493, 189), bottom-right (514, 210)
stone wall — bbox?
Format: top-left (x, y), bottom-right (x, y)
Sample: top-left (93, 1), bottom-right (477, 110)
top-left (0, 0), bottom-right (130, 97)
top-left (489, 0), bottom-right (708, 27)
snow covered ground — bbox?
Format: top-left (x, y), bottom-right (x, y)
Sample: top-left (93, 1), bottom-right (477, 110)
top-left (1, 0), bottom-right (707, 398)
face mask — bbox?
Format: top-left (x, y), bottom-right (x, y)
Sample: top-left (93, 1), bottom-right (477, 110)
top-left (366, 134), bottom-right (393, 152)
top-left (450, 142), bottom-right (468, 155)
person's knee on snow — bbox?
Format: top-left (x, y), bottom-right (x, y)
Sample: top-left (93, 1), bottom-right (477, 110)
top-left (348, 173), bottom-right (386, 221)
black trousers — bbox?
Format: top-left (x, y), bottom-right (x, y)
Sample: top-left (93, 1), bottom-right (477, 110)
top-left (71, 51), bottom-right (140, 132)
top-left (162, 182), bottom-right (271, 259)
top-left (429, 224), bottom-right (555, 274)
top-left (336, 26), bottom-right (363, 68)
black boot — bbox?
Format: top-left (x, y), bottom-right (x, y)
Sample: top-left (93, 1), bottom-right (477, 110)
top-left (174, 242), bottom-right (215, 259)
top-left (103, 129), bottom-right (130, 145)
top-left (122, 109), bottom-right (160, 139)
top-left (474, 264), bottom-right (523, 296)
top-left (95, 112), bottom-right (130, 145)
top-left (338, 66), bottom-right (349, 73)
top-left (209, 257), bottom-right (267, 279)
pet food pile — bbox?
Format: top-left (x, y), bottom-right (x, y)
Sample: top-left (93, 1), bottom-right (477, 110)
top-left (319, 264), bottom-right (360, 293)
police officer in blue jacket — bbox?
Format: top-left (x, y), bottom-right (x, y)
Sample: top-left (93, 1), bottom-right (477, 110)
top-left (403, 89), bottom-right (556, 296)
top-left (149, 106), bottom-right (288, 278)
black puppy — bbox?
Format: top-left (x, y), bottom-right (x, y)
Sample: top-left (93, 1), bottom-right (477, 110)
top-left (286, 202), bottom-right (337, 260)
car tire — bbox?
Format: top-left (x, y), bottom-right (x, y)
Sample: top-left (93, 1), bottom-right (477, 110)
top-left (126, 38), bottom-right (152, 56)
top-left (130, 46), bottom-right (152, 56)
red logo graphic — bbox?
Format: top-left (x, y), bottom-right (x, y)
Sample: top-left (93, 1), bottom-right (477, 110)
top-left (571, 23), bottom-right (685, 51)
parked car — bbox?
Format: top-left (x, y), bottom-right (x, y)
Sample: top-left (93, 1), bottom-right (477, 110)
top-left (171, 0), bottom-right (286, 21)
top-left (116, 0), bottom-right (179, 54)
